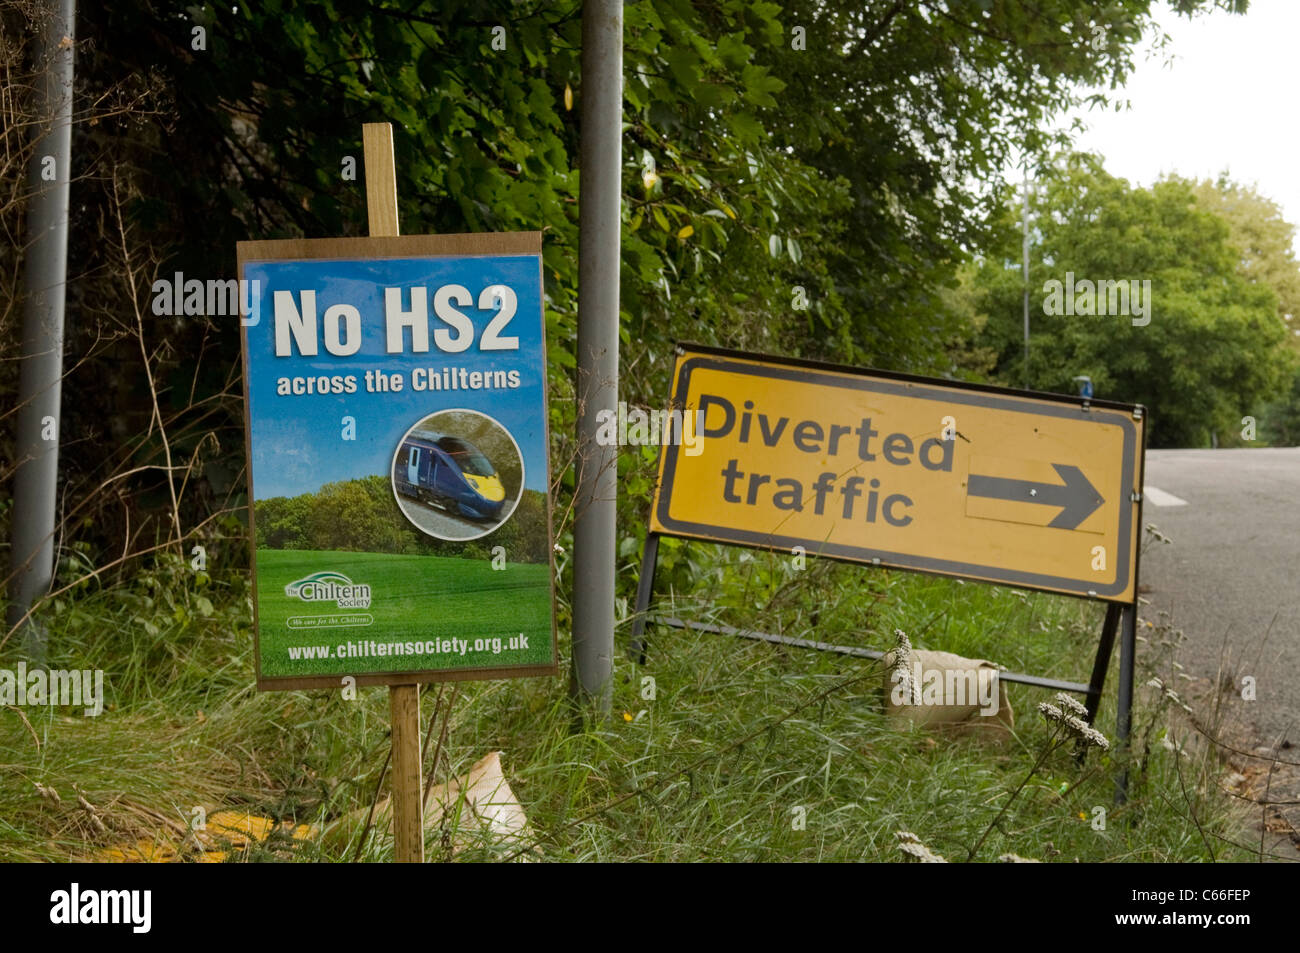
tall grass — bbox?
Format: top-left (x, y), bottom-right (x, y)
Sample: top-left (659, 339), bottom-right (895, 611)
top-left (0, 543), bottom-right (1255, 862)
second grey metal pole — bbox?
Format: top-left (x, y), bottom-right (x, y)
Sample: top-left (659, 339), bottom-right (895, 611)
top-left (570, 0), bottom-right (623, 716)
top-left (1022, 175), bottom-right (1030, 390)
top-left (7, 0), bottom-right (77, 663)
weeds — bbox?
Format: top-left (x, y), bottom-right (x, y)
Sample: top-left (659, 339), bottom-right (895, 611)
top-left (0, 540), bottom-right (1258, 862)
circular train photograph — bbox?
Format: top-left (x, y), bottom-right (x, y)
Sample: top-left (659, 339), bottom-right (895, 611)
top-left (390, 409), bottom-right (525, 541)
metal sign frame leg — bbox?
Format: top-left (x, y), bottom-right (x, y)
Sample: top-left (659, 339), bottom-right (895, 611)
top-left (1074, 602), bottom-right (1122, 767)
top-left (1114, 600), bottom-right (1138, 805)
top-left (1083, 603), bottom-right (1123, 727)
top-left (628, 532), bottom-right (660, 665)
top-left (1075, 600), bottom-right (1136, 802)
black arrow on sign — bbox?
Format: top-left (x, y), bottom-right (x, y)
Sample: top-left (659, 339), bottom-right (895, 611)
top-left (967, 463), bottom-right (1105, 530)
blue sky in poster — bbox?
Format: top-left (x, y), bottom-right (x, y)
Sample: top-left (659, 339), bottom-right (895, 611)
top-left (242, 254), bottom-right (547, 500)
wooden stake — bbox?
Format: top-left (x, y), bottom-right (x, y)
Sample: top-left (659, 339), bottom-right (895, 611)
top-left (388, 682), bottom-right (423, 862)
top-left (362, 121), bottom-right (424, 863)
top-left (363, 123), bottom-right (400, 238)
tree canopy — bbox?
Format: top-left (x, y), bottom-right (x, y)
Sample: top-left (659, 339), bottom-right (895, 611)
top-left (969, 153), bottom-right (1293, 447)
top-left (1187, 174), bottom-right (1300, 356)
top-left (0, 0), bottom-right (1282, 595)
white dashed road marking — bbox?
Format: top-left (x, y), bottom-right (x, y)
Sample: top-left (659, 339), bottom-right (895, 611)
top-left (1143, 486), bottom-right (1188, 507)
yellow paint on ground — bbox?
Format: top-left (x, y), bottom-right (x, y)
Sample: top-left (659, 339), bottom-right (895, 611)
top-left (93, 811), bottom-right (319, 863)
top-left (96, 839), bottom-right (180, 863)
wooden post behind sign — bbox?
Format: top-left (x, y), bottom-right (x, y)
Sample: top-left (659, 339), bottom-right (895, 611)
top-left (362, 122), bottom-right (424, 863)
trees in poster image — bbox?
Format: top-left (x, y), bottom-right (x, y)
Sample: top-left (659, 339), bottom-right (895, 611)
top-left (255, 475), bottom-right (549, 563)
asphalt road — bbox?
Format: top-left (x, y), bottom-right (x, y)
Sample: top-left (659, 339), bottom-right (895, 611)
top-left (398, 495), bottom-right (492, 540)
top-left (1139, 448), bottom-right (1300, 858)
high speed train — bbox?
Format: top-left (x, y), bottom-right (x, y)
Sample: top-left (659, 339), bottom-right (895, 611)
top-left (394, 429), bottom-right (506, 521)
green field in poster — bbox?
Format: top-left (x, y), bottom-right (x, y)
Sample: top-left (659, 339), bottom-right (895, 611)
top-left (256, 549), bottom-right (553, 678)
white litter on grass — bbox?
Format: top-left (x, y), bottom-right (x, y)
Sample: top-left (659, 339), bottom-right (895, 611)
top-left (323, 750), bottom-right (535, 860)
top-left (1143, 486), bottom-right (1188, 507)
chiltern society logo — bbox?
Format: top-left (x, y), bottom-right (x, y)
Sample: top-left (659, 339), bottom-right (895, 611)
top-left (285, 571), bottom-right (372, 609)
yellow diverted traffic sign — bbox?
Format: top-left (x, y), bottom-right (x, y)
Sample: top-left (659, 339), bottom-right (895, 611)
top-left (651, 346), bottom-right (1145, 603)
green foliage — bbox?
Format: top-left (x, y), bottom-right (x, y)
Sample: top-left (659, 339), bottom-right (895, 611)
top-left (970, 153), bottom-right (1292, 447)
top-left (255, 475), bottom-right (550, 563)
top-left (760, 0), bottom-right (1212, 375)
top-left (257, 476), bottom-right (403, 554)
top-left (1260, 366), bottom-right (1300, 446)
top-left (1187, 174), bottom-right (1300, 358)
top-left (35, 0), bottom-right (1234, 589)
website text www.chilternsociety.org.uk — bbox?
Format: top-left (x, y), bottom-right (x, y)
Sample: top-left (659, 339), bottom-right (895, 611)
top-left (286, 634), bottom-right (532, 662)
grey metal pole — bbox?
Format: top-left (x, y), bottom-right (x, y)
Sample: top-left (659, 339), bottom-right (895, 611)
top-left (570, 0), bottom-right (623, 716)
top-left (7, 0), bottom-right (76, 663)
top-left (1022, 175), bottom-right (1030, 390)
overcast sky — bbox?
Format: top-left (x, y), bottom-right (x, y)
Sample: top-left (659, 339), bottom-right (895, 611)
top-left (1060, 0), bottom-right (1299, 254)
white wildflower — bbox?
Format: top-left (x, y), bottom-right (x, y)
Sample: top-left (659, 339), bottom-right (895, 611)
top-left (1039, 701), bottom-right (1110, 750)
top-left (895, 830), bottom-right (947, 863)
top-left (889, 629), bottom-right (914, 702)
top-left (1055, 692), bottom-right (1088, 718)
